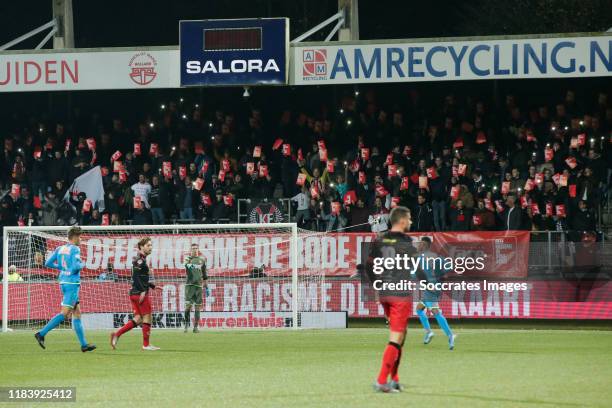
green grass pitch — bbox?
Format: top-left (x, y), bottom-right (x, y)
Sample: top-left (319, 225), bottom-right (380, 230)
top-left (0, 326), bottom-right (611, 407)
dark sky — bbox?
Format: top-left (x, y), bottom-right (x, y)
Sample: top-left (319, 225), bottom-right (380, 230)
top-left (0, 1), bottom-right (466, 49)
top-left (2, 0), bottom-right (609, 49)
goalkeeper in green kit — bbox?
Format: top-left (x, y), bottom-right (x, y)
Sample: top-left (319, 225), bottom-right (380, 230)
top-left (184, 243), bottom-right (209, 333)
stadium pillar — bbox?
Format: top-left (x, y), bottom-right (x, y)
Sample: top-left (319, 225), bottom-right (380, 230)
top-left (52, 0), bottom-right (74, 49)
top-left (292, 1), bottom-right (356, 43)
top-left (338, 0), bottom-right (359, 41)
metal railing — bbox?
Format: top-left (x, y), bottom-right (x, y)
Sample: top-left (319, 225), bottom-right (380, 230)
top-left (528, 230), bottom-right (608, 276)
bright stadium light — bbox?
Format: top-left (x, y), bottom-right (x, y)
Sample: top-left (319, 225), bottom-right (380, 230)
top-left (160, 104), bottom-right (166, 110)
top-left (182, 114), bottom-right (187, 120)
top-left (149, 122), bottom-right (154, 128)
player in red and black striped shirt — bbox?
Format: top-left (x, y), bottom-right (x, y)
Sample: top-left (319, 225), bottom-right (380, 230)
top-left (110, 237), bottom-right (160, 351)
top-left (367, 206), bottom-right (414, 392)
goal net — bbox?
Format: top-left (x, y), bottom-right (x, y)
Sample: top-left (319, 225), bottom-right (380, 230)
top-left (2, 224), bottom-right (343, 331)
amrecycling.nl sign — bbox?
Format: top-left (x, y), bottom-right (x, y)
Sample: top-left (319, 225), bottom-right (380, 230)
top-left (292, 35), bottom-right (611, 85)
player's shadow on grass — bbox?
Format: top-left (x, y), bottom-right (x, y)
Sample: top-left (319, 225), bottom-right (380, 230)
top-left (407, 390), bottom-right (583, 407)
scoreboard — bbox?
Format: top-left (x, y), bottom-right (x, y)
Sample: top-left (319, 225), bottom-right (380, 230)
top-left (179, 18), bottom-right (289, 87)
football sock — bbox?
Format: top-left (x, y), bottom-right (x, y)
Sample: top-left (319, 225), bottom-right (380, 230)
top-left (142, 323), bottom-right (151, 347)
top-left (39, 313), bottom-right (65, 337)
top-left (184, 310), bottom-right (191, 328)
top-left (390, 347), bottom-right (402, 382)
top-left (417, 308), bottom-right (431, 331)
top-left (72, 318), bottom-right (87, 347)
top-left (435, 312), bottom-right (453, 337)
top-left (115, 319), bottom-right (136, 338)
top-left (194, 310), bottom-right (200, 329)
top-left (377, 342), bottom-right (401, 385)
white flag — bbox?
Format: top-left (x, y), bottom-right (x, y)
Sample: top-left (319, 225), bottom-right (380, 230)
top-left (64, 166), bottom-right (106, 211)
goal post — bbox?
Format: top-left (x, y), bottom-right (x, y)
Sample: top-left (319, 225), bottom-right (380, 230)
top-left (2, 226), bottom-right (8, 333)
top-left (2, 223), bottom-right (345, 332)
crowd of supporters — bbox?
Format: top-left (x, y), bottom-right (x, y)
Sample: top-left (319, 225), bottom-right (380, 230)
top-left (0, 88), bottom-right (610, 233)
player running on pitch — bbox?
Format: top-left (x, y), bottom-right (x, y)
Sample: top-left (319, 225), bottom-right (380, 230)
top-left (415, 237), bottom-right (456, 350)
top-left (366, 206), bottom-right (415, 393)
top-left (110, 237), bottom-right (160, 351)
top-left (35, 226), bottom-right (96, 352)
top-left (183, 243), bottom-right (209, 333)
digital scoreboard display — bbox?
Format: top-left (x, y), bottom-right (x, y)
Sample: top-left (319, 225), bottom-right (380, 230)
top-left (180, 18), bottom-right (288, 86)
top-left (203, 28), bottom-right (262, 51)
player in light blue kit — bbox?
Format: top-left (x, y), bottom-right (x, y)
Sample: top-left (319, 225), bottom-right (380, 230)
top-left (34, 226), bottom-right (96, 352)
top-left (415, 237), bottom-right (457, 350)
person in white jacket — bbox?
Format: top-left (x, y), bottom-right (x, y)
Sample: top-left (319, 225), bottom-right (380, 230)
top-left (291, 186), bottom-right (311, 227)
top-left (368, 196), bottom-right (390, 232)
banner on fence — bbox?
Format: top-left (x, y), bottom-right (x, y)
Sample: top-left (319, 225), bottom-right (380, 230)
top-left (10, 231), bottom-right (530, 278)
top-left (2, 280), bottom-right (611, 321)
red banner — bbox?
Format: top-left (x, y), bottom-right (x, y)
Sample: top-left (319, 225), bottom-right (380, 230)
top-left (222, 159), bottom-right (230, 172)
top-left (318, 148), bottom-right (328, 162)
top-left (296, 173), bottom-right (307, 186)
top-left (2, 280), bottom-right (611, 321)
top-left (427, 231), bottom-right (530, 278)
top-left (162, 161), bottom-right (172, 179)
top-left (253, 146), bottom-right (261, 158)
top-left (9, 232), bottom-right (529, 280)
top-left (272, 138), bottom-right (283, 150)
top-left (282, 144), bottom-right (291, 157)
